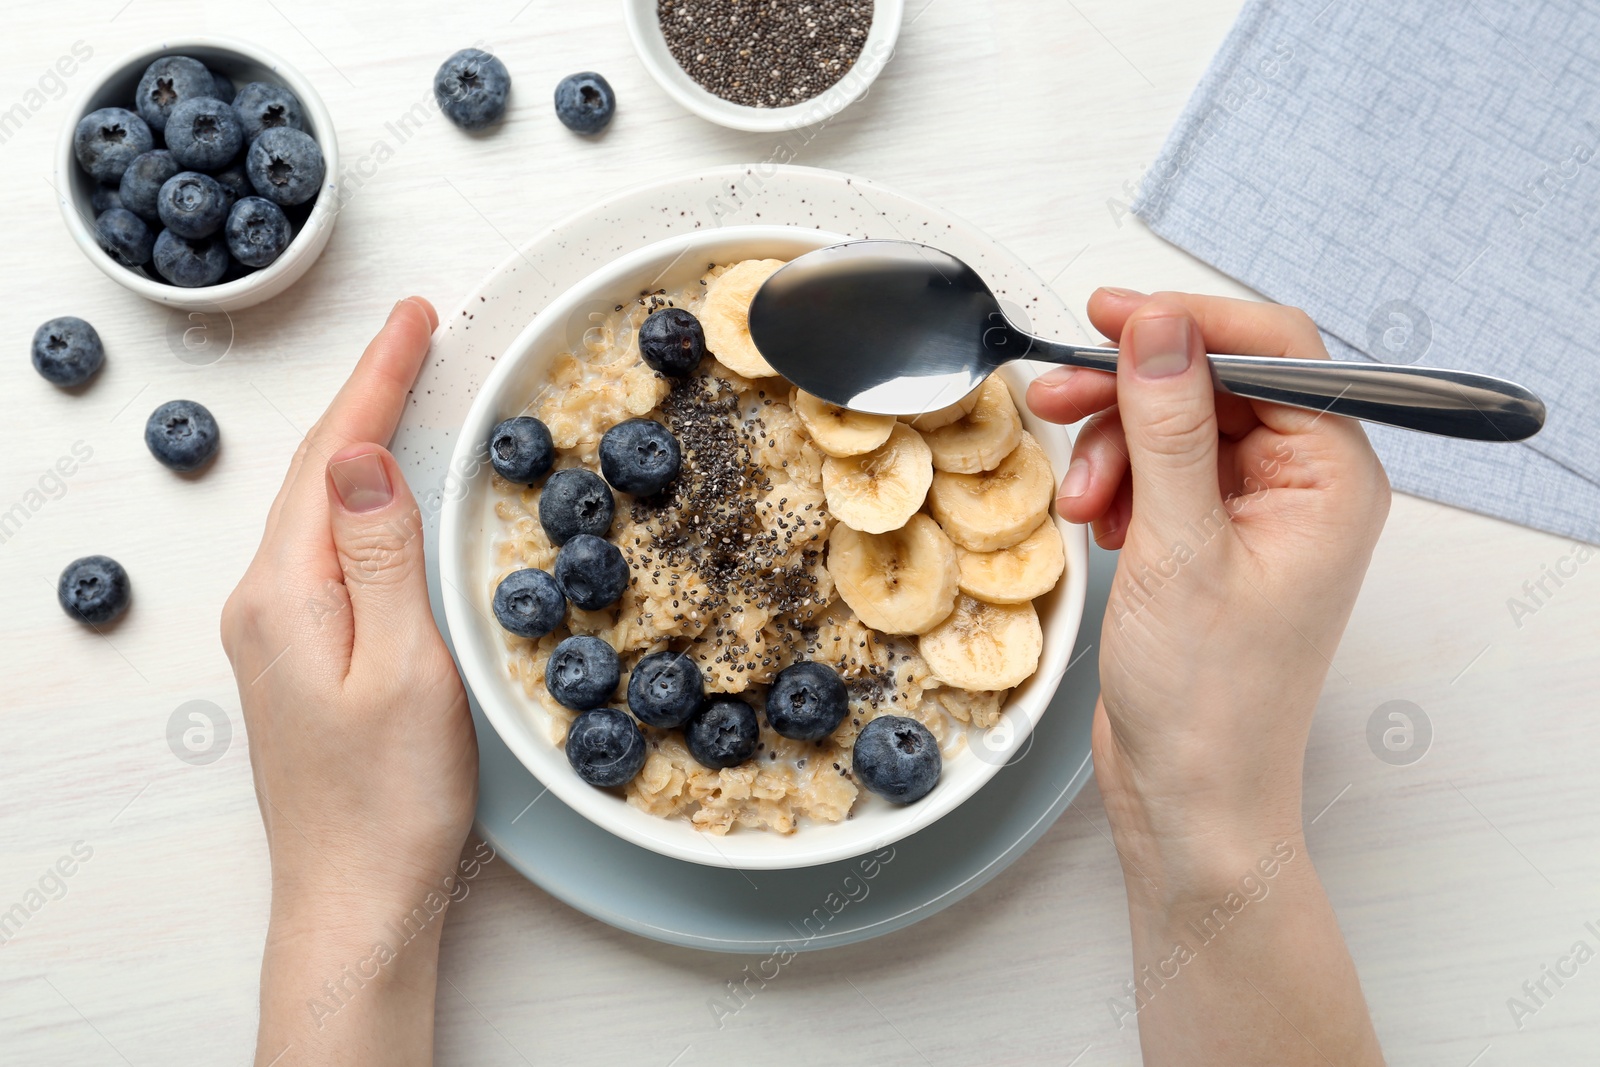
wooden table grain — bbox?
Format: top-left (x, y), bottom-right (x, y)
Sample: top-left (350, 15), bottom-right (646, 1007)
top-left (2, 2), bottom-right (1596, 1064)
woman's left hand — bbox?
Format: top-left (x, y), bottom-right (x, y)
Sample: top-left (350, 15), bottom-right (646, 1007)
top-left (221, 297), bottom-right (476, 1066)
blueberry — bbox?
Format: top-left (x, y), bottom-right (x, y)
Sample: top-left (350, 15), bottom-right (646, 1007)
top-left (246, 126), bottom-right (324, 207)
top-left (538, 468), bottom-right (614, 545)
top-left (58, 555), bottom-right (131, 626)
top-left (31, 316), bottom-right (105, 387)
top-left (638, 307), bottom-right (705, 377)
top-left (852, 716), bottom-right (941, 804)
top-left (545, 635), bottom-right (621, 711)
top-left (212, 162), bottom-right (254, 203)
top-left (685, 698), bottom-right (759, 770)
top-left (627, 650), bottom-right (705, 728)
top-left (73, 108), bottom-right (154, 184)
top-left (564, 707), bottom-right (647, 787)
top-left (206, 69), bottom-right (236, 108)
top-left (225, 197), bottom-right (291, 268)
top-left (164, 96), bottom-right (244, 171)
top-left (766, 661), bottom-right (849, 742)
top-left (144, 399), bottom-right (220, 472)
top-left (599, 419), bottom-right (681, 496)
top-left (157, 172), bottom-right (231, 239)
top-left (554, 534), bottom-right (629, 611)
top-left (135, 56), bottom-right (217, 133)
top-left (94, 208), bottom-right (154, 267)
top-left (91, 186), bottom-right (123, 213)
top-left (231, 82), bottom-right (304, 142)
top-left (554, 72), bottom-right (615, 134)
top-left (118, 149), bottom-right (178, 222)
top-left (491, 568), bottom-right (565, 638)
top-left (152, 230), bottom-right (229, 287)
top-left (434, 48), bottom-right (511, 131)
top-left (489, 416), bottom-right (554, 483)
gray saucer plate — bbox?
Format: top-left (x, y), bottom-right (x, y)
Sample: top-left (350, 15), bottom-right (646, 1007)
top-left (392, 164), bottom-right (1107, 953)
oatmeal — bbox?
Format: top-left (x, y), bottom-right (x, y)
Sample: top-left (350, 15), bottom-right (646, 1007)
top-left (488, 259), bottom-right (1062, 834)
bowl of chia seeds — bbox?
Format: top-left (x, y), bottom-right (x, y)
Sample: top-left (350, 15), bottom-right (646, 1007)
top-left (625, 0), bottom-right (902, 132)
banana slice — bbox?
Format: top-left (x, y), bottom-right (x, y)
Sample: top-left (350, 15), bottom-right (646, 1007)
top-left (923, 377), bottom-right (1023, 474)
top-left (903, 387), bottom-right (980, 431)
top-left (701, 259), bottom-right (785, 378)
top-left (956, 518), bottom-right (1066, 604)
top-left (918, 595), bottom-right (1043, 690)
top-left (792, 389), bottom-right (896, 458)
top-left (828, 515), bottom-right (960, 635)
top-left (823, 423), bottom-right (934, 534)
top-left (929, 431), bottom-right (1054, 551)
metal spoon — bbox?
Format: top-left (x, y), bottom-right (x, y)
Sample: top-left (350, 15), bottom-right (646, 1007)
top-left (746, 239), bottom-right (1546, 442)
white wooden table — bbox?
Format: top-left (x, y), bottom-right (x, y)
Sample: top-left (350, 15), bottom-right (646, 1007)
top-left (3, 2), bottom-right (1597, 1063)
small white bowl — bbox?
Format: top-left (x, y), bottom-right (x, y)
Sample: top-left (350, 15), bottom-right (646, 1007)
top-left (440, 225), bottom-right (1088, 871)
top-left (55, 36), bottom-right (340, 312)
top-left (623, 0), bottom-right (903, 132)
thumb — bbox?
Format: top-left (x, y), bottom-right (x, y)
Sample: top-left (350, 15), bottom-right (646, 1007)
top-left (324, 444), bottom-right (431, 662)
top-left (1115, 302), bottom-right (1225, 537)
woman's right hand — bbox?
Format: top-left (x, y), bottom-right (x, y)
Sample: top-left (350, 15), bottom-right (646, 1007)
top-left (1028, 288), bottom-right (1390, 872)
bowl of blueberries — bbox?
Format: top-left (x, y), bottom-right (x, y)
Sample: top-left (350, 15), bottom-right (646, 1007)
top-left (55, 36), bottom-right (338, 311)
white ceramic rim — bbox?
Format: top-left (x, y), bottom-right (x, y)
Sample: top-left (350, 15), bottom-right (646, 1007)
top-left (439, 223), bottom-right (1088, 871)
top-left (622, 0), bottom-right (904, 132)
top-left (55, 34), bottom-right (340, 312)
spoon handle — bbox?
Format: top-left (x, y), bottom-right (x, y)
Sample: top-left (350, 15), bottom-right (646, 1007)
top-left (1034, 343), bottom-right (1546, 442)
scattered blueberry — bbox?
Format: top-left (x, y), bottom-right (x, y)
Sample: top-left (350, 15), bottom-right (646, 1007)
top-left (685, 698), bottom-right (759, 770)
top-left (564, 707), bottom-right (647, 787)
top-left (766, 661), bottom-right (850, 742)
top-left (554, 534), bottom-right (629, 611)
top-left (144, 399), bottom-right (220, 472)
top-left (158, 172), bottom-right (232, 239)
top-left (852, 716), bottom-right (941, 804)
top-left (91, 186), bottom-right (123, 213)
top-left (554, 71), bottom-right (615, 134)
top-left (73, 108), bottom-right (154, 184)
top-left (57, 555), bottom-right (131, 626)
top-left (232, 81), bottom-right (304, 142)
top-left (545, 634), bottom-right (621, 711)
top-left (152, 230), bottom-right (229, 287)
top-left (434, 48), bottom-right (511, 131)
top-left (135, 56), bottom-right (216, 133)
top-left (491, 568), bottom-right (565, 639)
top-left (212, 161), bottom-right (254, 203)
top-left (246, 126), bottom-right (324, 206)
top-left (164, 96), bottom-right (244, 171)
top-left (638, 307), bottom-right (705, 377)
top-left (94, 208), bottom-right (154, 267)
top-left (538, 468), bottom-right (614, 545)
top-left (118, 149), bottom-right (178, 222)
top-left (599, 419), bottom-right (681, 496)
top-left (627, 650), bottom-right (704, 729)
top-left (489, 416), bottom-right (555, 483)
top-left (207, 69), bottom-right (236, 107)
top-left (31, 316), bottom-right (105, 388)
top-left (225, 197), bottom-right (291, 268)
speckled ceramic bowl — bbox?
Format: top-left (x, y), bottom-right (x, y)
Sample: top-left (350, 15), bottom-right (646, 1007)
top-left (439, 223), bottom-right (1086, 871)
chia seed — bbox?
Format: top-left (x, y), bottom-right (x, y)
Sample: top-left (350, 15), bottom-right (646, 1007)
top-left (658, 0), bottom-right (874, 109)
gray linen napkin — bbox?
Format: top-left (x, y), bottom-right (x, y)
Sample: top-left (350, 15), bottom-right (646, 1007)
top-left (1133, 0), bottom-right (1600, 543)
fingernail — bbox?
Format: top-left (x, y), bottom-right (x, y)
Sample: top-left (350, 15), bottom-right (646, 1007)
top-left (1100, 286), bottom-right (1145, 299)
top-left (331, 449), bottom-right (392, 512)
top-left (1038, 366), bottom-right (1076, 388)
top-left (1058, 456), bottom-right (1090, 500)
top-left (1127, 315), bottom-right (1192, 379)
